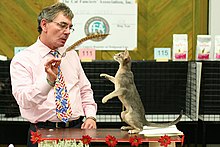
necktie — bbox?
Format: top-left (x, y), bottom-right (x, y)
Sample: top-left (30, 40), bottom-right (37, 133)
top-left (51, 50), bottom-right (72, 123)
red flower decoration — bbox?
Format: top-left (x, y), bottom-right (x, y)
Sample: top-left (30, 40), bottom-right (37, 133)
top-left (30, 130), bottom-right (42, 144)
top-left (158, 134), bottom-right (171, 147)
top-left (105, 135), bottom-right (118, 147)
top-left (129, 135), bottom-right (142, 146)
top-left (81, 135), bottom-right (92, 145)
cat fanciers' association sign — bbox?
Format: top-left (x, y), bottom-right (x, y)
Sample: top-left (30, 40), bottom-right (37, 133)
top-left (60, 0), bottom-right (137, 51)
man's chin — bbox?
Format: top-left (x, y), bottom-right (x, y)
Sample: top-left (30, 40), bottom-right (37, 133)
top-left (58, 42), bottom-right (66, 47)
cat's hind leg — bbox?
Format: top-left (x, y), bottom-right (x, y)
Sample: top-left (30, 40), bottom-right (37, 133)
top-left (120, 110), bottom-right (134, 131)
top-left (123, 112), bottom-right (143, 134)
top-left (121, 119), bottom-right (142, 133)
top-left (121, 126), bottom-right (133, 131)
top-left (127, 120), bottom-right (143, 134)
top-left (128, 128), bottom-right (142, 134)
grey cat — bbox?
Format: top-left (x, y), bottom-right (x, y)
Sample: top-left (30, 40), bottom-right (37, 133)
top-left (100, 49), bottom-right (183, 134)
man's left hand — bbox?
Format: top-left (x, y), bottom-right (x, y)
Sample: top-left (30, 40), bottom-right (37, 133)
top-left (81, 118), bottom-right (97, 129)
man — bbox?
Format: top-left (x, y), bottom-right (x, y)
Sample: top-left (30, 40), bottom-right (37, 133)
top-left (10, 2), bottom-right (97, 146)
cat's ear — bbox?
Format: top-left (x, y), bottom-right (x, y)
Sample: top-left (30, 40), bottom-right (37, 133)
top-left (124, 48), bottom-right (131, 63)
top-left (124, 56), bottom-right (131, 64)
top-left (124, 48), bottom-right (129, 56)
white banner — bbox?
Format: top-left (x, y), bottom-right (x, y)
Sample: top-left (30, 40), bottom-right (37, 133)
top-left (60, 0), bottom-right (137, 50)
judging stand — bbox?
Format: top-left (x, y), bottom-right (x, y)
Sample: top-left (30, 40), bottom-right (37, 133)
top-left (37, 128), bottom-right (184, 147)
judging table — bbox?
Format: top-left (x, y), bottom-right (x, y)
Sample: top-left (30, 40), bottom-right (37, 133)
top-left (37, 128), bottom-right (184, 147)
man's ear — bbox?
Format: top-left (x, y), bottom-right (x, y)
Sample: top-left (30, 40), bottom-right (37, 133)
top-left (41, 19), bottom-right (48, 32)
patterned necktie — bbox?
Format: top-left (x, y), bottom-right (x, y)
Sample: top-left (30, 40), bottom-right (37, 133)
top-left (51, 50), bottom-right (72, 123)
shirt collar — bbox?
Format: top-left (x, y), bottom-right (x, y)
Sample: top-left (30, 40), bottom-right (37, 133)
top-left (36, 37), bottom-right (67, 58)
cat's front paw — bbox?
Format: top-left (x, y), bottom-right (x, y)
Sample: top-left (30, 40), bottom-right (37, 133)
top-left (102, 97), bottom-right (108, 103)
top-left (100, 73), bottom-right (107, 78)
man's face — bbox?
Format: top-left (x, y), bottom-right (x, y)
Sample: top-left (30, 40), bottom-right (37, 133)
top-left (45, 12), bottom-right (73, 49)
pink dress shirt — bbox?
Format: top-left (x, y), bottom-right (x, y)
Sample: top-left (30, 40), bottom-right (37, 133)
top-left (10, 38), bottom-right (97, 123)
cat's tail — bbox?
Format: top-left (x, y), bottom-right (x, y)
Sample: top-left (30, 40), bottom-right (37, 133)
top-left (144, 110), bottom-right (183, 128)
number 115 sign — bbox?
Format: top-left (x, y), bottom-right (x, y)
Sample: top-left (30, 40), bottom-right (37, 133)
top-left (154, 48), bottom-right (171, 61)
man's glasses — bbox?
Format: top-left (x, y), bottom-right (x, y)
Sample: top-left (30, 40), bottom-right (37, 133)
top-left (52, 21), bottom-right (74, 32)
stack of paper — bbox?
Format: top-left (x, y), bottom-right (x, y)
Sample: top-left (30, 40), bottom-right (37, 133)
top-left (139, 125), bottom-right (183, 137)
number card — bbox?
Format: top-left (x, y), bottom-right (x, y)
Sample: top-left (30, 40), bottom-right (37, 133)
top-left (79, 48), bottom-right (96, 62)
top-left (154, 48), bottom-right (171, 62)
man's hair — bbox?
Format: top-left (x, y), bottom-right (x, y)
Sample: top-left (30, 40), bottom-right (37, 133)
top-left (37, 2), bottom-right (74, 33)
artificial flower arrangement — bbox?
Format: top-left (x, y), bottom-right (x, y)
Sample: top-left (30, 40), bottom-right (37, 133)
top-left (31, 130), bottom-right (174, 147)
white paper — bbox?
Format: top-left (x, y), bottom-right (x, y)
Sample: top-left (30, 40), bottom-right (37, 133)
top-left (139, 125), bottom-right (183, 137)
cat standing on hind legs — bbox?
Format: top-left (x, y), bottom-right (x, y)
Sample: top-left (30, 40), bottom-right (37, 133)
top-left (100, 48), bottom-right (183, 134)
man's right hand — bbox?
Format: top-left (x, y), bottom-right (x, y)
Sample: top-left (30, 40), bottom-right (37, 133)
top-left (44, 57), bottom-right (61, 83)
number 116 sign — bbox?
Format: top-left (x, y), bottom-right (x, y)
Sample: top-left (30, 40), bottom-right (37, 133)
top-left (154, 48), bottom-right (171, 61)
